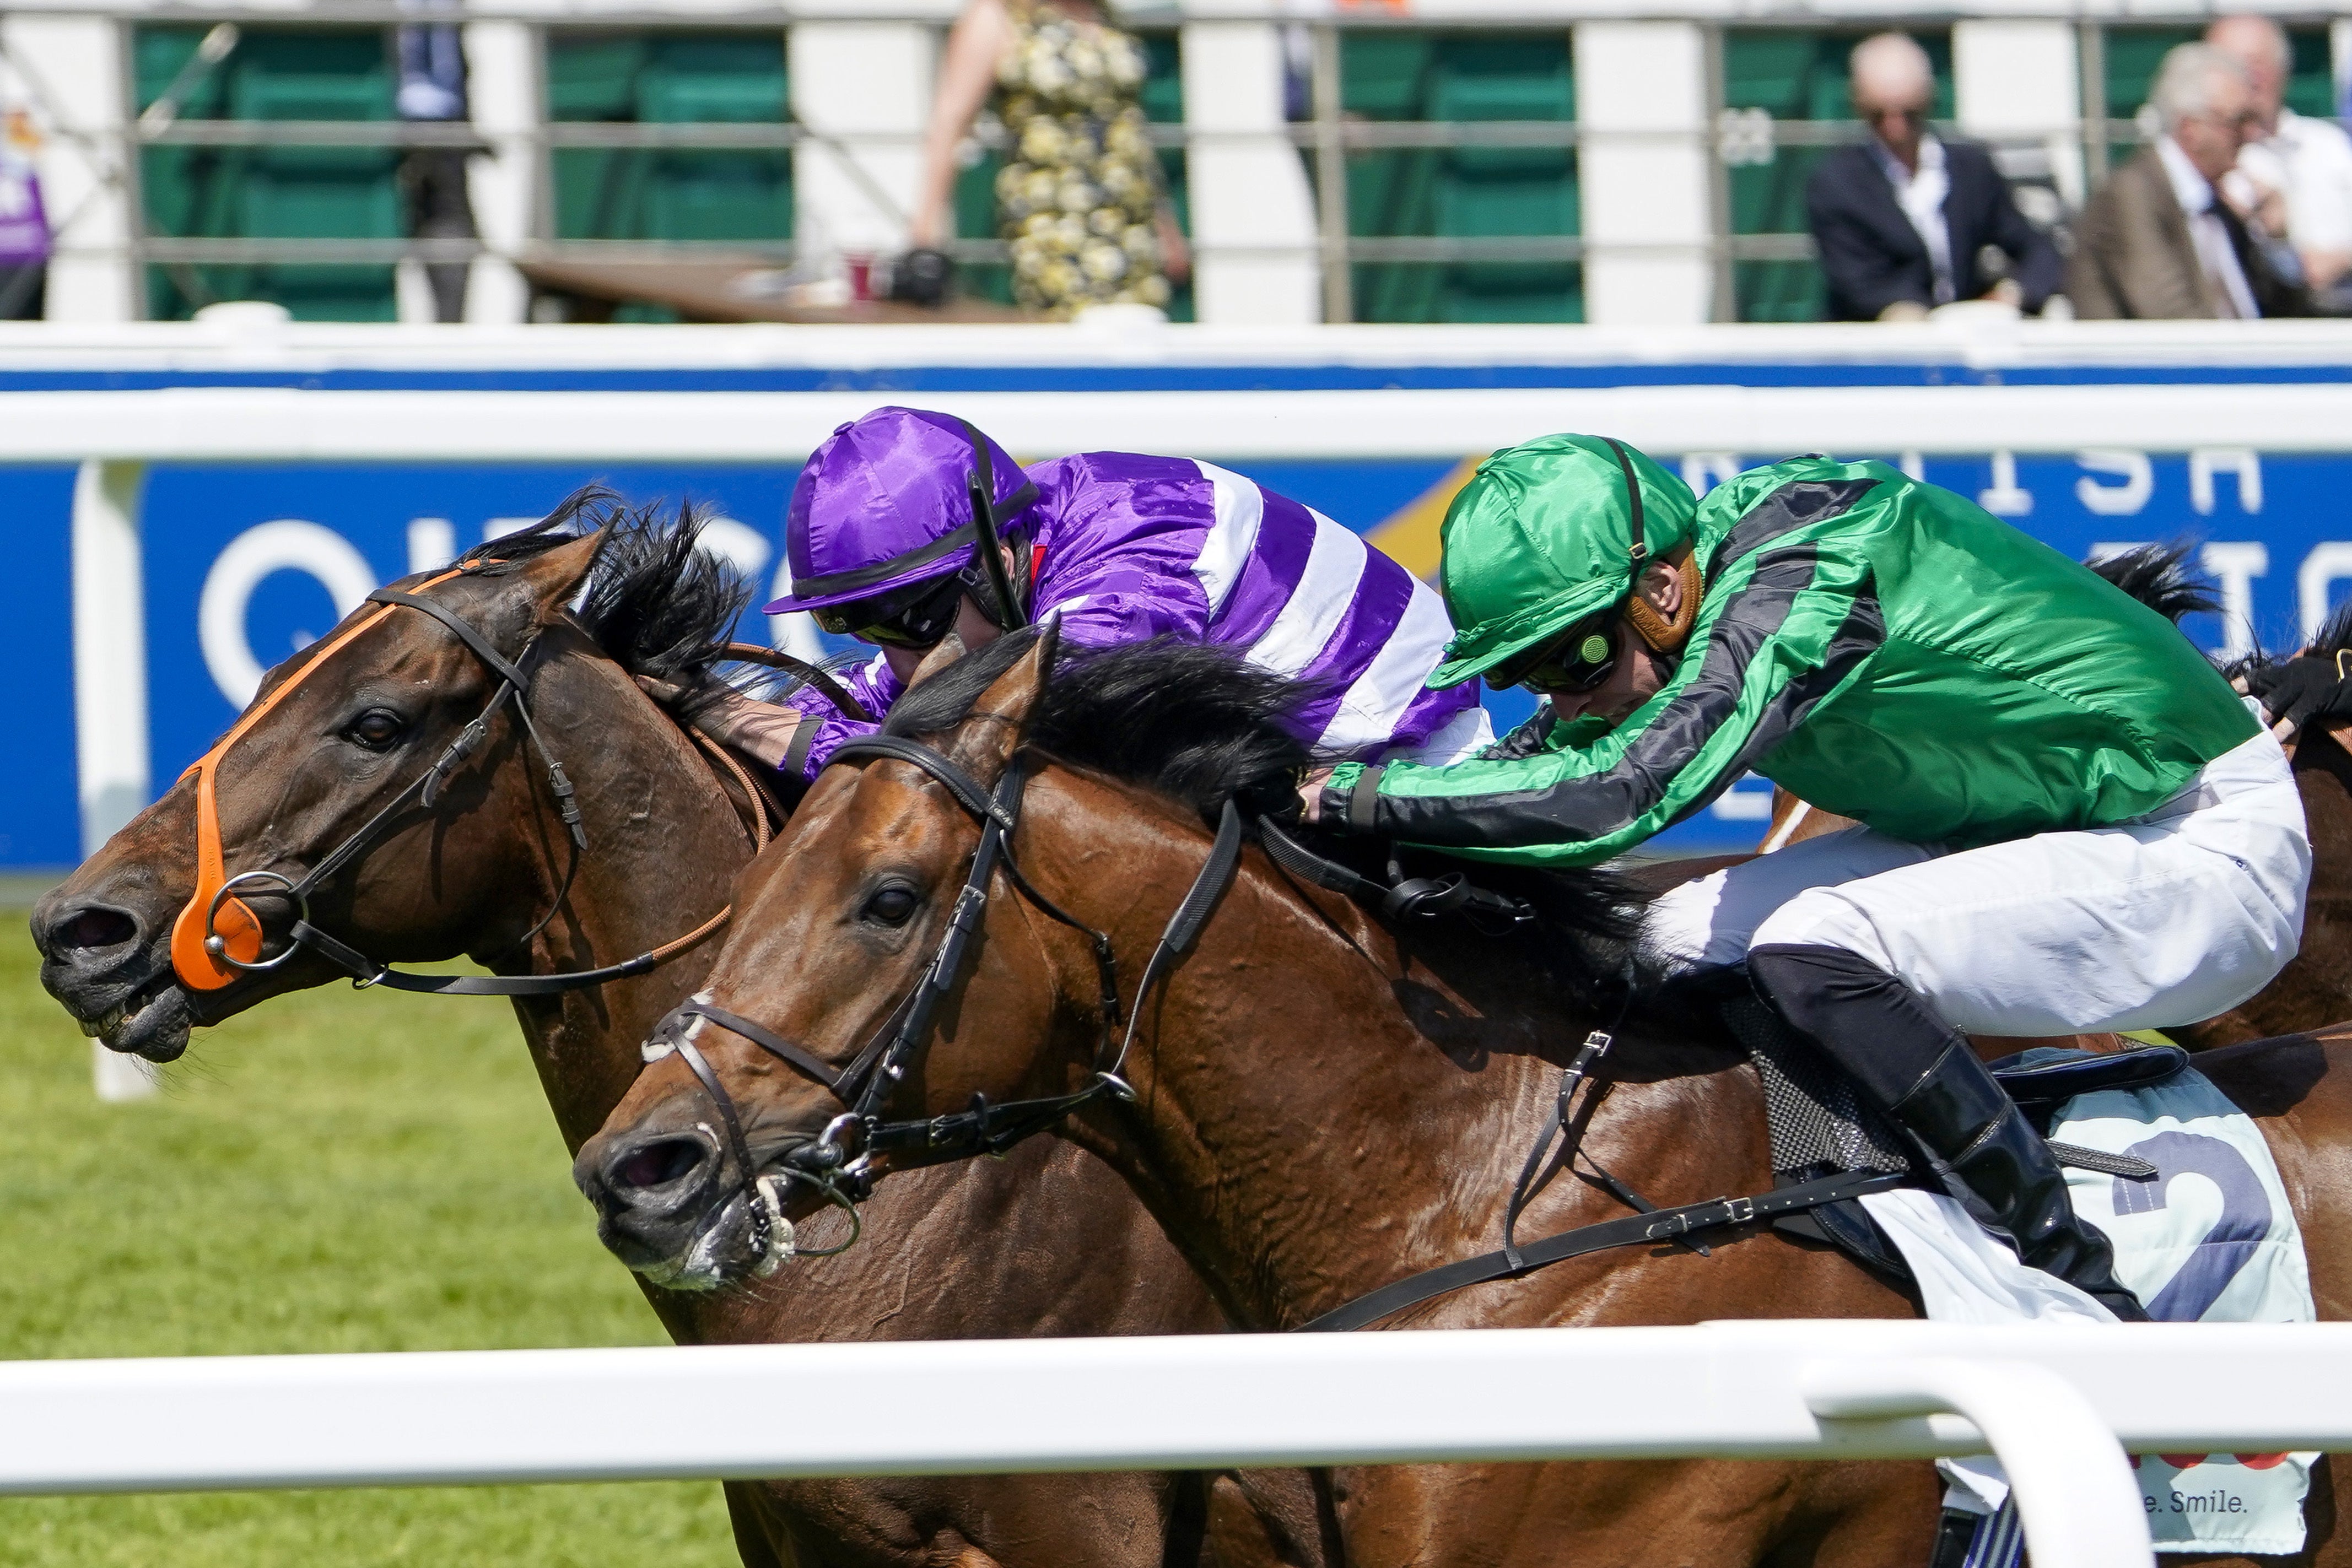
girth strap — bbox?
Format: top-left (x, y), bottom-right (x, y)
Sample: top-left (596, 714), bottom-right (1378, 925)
top-left (1297, 1167), bottom-right (1909, 1333)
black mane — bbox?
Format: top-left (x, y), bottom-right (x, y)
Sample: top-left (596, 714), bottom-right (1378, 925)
top-left (2310, 601), bottom-right (2352, 661)
top-left (888, 628), bottom-right (1646, 988)
top-left (888, 628), bottom-right (1310, 819)
top-left (2087, 542), bottom-right (2219, 626)
top-left (480, 488), bottom-right (755, 686)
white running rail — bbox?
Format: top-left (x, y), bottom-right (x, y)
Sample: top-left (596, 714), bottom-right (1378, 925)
top-left (10, 1320), bottom-right (2352, 1567)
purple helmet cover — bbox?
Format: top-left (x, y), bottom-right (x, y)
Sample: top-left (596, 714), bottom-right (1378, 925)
top-left (764, 406), bottom-right (1033, 615)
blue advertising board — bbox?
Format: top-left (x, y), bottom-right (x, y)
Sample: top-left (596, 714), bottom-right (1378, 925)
top-left (19, 443), bottom-right (2324, 872)
top-left (2, 466), bottom-right (83, 869)
top-left (10, 331), bottom-right (2352, 872)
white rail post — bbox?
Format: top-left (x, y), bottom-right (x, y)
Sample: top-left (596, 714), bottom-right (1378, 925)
top-left (70, 457), bottom-right (157, 1102)
top-left (1573, 21), bottom-right (1713, 327)
top-left (1804, 1356), bottom-right (2154, 1568)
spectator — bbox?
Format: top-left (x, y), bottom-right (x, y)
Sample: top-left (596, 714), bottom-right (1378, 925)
top-left (2208, 13), bottom-right (2352, 300)
top-left (395, 0), bottom-right (477, 323)
top-left (2069, 43), bottom-right (2309, 319)
top-left (909, 0), bottom-right (1186, 318)
top-left (1805, 33), bottom-right (2061, 322)
top-left (0, 107), bottom-right (48, 320)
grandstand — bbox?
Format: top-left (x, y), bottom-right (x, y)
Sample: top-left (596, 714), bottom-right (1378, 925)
top-left (5, 0), bottom-right (2344, 325)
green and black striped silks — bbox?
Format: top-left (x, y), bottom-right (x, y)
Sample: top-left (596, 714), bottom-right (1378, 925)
top-left (1326, 451), bottom-right (2257, 868)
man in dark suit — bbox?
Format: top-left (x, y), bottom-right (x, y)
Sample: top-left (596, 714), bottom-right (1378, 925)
top-left (1805, 33), bottom-right (2062, 321)
top-left (2070, 42), bottom-right (2310, 319)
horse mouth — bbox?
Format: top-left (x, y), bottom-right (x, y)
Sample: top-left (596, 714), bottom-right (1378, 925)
top-left (624, 1186), bottom-right (780, 1293)
top-left (76, 974), bottom-right (194, 1063)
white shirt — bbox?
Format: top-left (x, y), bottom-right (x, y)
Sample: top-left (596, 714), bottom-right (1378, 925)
top-left (2157, 133), bottom-right (2262, 318)
top-left (1871, 132), bottom-right (1955, 304)
top-left (2233, 107), bottom-right (2352, 258)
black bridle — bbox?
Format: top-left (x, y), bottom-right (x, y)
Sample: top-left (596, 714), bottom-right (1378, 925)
top-left (643, 732), bottom-right (1247, 1254)
top-left (194, 574), bottom-right (816, 999)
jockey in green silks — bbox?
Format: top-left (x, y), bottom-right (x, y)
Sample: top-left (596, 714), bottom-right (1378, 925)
top-left (1305, 435), bottom-right (2315, 1320)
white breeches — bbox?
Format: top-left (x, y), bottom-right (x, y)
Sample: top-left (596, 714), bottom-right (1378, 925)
top-left (1643, 731), bottom-right (2311, 1035)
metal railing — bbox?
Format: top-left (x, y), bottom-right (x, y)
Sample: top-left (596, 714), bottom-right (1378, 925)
top-left (15, 1318), bottom-right (2352, 1568)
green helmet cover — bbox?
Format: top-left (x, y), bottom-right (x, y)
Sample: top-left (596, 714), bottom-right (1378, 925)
top-left (1428, 434), bottom-right (1698, 689)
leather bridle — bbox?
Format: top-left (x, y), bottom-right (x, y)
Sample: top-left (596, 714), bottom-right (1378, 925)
top-left (169, 558), bottom-right (808, 1001)
top-left (643, 732), bottom-right (1247, 1243)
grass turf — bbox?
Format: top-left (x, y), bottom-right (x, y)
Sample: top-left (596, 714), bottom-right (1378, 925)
top-left (0, 917), bottom-right (738, 1565)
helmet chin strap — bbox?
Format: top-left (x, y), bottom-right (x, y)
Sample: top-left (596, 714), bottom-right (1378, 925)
top-left (1598, 435), bottom-right (1703, 658)
top-left (958, 418), bottom-right (1031, 632)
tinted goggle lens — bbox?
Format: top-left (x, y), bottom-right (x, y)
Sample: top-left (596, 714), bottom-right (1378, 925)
top-left (1490, 615), bottom-right (1619, 693)
top-left (811, 575), bottom-right (964, 649)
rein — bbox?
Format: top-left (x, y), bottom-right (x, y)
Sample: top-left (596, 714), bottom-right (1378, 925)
top-left (646, 732), bottom-right (1247, 1235)
top-left (170, 561), bottom-right (782, 1001)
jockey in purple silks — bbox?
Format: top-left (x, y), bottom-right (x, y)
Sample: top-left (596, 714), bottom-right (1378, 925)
top-left (696, 406), bottom-right (1491, 778)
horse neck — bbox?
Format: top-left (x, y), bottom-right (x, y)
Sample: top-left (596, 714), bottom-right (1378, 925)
top-left (493, 645), bottom-right (756, 1151)
top-left (1030, 775), bottom-right (1673, 1329)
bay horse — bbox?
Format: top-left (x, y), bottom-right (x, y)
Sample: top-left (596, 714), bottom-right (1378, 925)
top-left (31, 510), bottom-right (1320, 1568)
top-left (577, 627), bottom-right (2352, 1567)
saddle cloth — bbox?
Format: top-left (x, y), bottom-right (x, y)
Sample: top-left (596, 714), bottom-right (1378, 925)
top-left (1871, 1048), bottom-right (2319, 1558)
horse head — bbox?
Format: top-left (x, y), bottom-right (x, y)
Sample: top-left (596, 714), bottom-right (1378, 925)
top-left (574, 628), bottom-right (1092, 1287)
top-left (31, 501), bottom-right (740, 1066)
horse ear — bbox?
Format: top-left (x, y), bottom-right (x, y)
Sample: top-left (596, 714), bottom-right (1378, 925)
top-left (909, 631), bottom-right (969, 688)
top-left (513, 526), bottom-right (612, 623)
top-left (949, 623), bottom-right (1058, 778)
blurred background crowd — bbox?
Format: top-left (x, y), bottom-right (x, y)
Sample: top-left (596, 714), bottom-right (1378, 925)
top-left (0, 0), bottom-right (2344, 327)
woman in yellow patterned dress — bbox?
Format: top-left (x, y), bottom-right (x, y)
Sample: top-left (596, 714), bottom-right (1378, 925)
top-left (911, 0), bottom-right (1188, 316)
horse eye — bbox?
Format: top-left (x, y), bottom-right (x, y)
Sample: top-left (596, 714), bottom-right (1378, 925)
top-left (342, 709), bottom-right (406, 751)
top-left (862, 884), bottom-right (920, 927)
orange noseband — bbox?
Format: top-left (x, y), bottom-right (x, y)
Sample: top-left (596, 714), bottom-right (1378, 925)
top-left (169, 568), bottom-right (469, 991)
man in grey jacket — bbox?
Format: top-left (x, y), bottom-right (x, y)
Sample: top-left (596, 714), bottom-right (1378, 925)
top-left (2069, 42), bottom-right (2310, 318)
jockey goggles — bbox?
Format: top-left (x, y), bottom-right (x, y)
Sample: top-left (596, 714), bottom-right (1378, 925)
top-left (1487, 609), bottom-right (1621, 693)
top-left (811, 572), bottom-right (968, 650)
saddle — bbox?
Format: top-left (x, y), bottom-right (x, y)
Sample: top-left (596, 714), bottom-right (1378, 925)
top-left (1719, 985), bottom-right (2188, 1285)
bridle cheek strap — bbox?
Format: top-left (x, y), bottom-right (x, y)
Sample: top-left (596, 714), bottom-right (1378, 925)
top-left (169, 581), bottom-right (455, 990)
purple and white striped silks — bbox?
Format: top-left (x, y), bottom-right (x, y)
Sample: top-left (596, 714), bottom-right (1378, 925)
top-left (781, 451), bottom-right (1487, 780)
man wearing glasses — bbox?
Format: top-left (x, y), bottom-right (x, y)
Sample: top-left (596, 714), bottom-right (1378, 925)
top-left (1805, 32), bottom-right (2060, 322)
top-left (1303, 435), bottom-right (2313, 1320)
top-left (2072, 42), bottom-right (2311, 318)
top-left (705, 404), bottom-right (1490, 780)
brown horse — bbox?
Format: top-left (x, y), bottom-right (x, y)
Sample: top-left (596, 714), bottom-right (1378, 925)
top-left (578, 628), bottom-right (2352, 1568)
top-left (31, 512), bottom-right (1320, 1568)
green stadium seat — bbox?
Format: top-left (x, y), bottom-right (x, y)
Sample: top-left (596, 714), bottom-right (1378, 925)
top-left (1341, 30), bottom-right (1579, 324)
top-left (135, 24), bottom-right (397, 321)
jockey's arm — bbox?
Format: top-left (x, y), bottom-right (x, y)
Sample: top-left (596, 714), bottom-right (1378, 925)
top-left (1316, 545), bottom-right (1880, 867)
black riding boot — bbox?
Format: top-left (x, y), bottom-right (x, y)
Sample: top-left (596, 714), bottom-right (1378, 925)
top-left (1746, 943), bottom-right (2148, 1322)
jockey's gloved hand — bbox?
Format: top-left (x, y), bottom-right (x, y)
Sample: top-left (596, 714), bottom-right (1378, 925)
top-left (1236, 771), bottom-right (1304, 823)
top-left (1481, 703), bottom-right (1557, 761)
top-left (2242, 654), bottom-right (2352, 739)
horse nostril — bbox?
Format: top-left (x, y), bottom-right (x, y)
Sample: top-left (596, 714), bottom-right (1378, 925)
top-left (52, 906), bottom-right (139, 953)
top-left (611, 1137), bottom-right (710, 1194)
